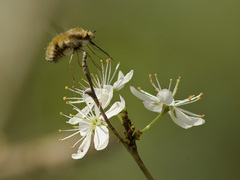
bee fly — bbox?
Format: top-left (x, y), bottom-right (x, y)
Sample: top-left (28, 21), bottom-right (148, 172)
top-left (45, 27), bottom-right (112, 86)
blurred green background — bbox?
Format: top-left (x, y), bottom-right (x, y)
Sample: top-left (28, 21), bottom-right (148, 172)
top-left (0, 0), bottom-right (239, 179)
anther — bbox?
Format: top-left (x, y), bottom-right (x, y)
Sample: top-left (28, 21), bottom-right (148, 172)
top-left (99, 102), bottom-right (102, 106)
top-left (137, 87), bottom-right (141, 90)
top-left (149, 74), bottom-right (152, 78)
top-left (201, 114), bottom-right (205, 117)
top-left (200, 92), bottom-right (203, 96)
top-left (58, 138), bottom-right (62, 142)
top-left (170, 79), bottom-right (173, 82)
top-left (80, 149), bottom-right (84, 152)
top-left (155, 88), bottom-right (158, 92)
top-left (70, 114), bottom-right (74, 117)
top-left (154, 73), bottom-right (157, 77)
top-left (178, 76), bottom-right (181, 79)
top-left (73, 126), bottom-right (77, 129)
top-left (60, 112), bottom-right (63, 115)
top-left (100, 84), bottom-right (103, 88)
top-left (65, 86), bottom-right (68, 90)
top-left (95, 74), bottom-right (98, 77)
top-left (59, 129), bottom-right (62, 132)
top-left (63, 96), bottom-right (66, 100)
top-left (100, 59), bottom-right (103, 62)
top-left (70, 146), bottom-right (73, 149)
top-left (197, 96), bottom-right (201, 100)
top-left (150, 79), bottom-right (153, 84)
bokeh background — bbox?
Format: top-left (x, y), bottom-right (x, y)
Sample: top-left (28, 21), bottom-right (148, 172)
top-left (0, 0), bottom-right (239, 179)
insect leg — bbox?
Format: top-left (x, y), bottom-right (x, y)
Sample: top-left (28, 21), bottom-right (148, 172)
top-left (69, 52), bottom-right (75, 88)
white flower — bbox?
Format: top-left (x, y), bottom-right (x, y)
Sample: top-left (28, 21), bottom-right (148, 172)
top-left (62, 59), bottom-right (133, 107)
top-left (59, 95), bottom-right (125, 159)
top-left (130, 74), bottom-right (205, 129)
top-left (92, 59), bottom-right (134, 91)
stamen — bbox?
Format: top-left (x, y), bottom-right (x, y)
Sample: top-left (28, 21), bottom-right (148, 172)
top-left (109, 62), bottom-right (120, 84)
top-left (59, 129), bottom-right (62, 132)
top-left (155, 73), bottom-right (161, 90)
top-left (63, 96), bottom-right (67, 100)
top-left (137, 87), bottom-right (141, 90)
top-left (58, 138), bottom-right (62, 142)
top-left (65, 86), bottom-right (68, 90)
top-left (168, 79), bottom-right (172, 90)
top-left (173, 77), bottom-right (181, 97)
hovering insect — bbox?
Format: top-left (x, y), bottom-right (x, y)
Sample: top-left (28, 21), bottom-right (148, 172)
top-left (46, 27), bottom-right (111, 62)
top-left (45, 27), bottom-right (112, 86)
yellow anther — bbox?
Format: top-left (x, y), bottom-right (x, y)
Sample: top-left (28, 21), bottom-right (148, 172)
top-left (150, 79), bottom-right (153, 84)
top-left (200, 92), bottom-right (203, 96)
top-left (154, 73), bottom-right (157, 77)
top-left (68, 101), bottom-right (72, 104)
top-left (70, 146), bottom-right (73, 149)
top-left (70, 114), bottom-right (74, 117)
top-left (95, 74), bottom-right (98, 77)
top-left (100, 83), bottom-right (103, 88)
top-left (60, 112), bottom-right (63, 115)
top-left (63, 96), bottom-right (66, 100)
top-left (178, 76), bottom-right (181, 79)
top-left (155, 88), bottom-right (158, 92)
top-left (100, 59), bottom-right (103, 62)
top-left (99, 102), bottom-right (102, 106)
top-left (65, 86), bottom-right (68, 90)
top-left (58, 138), bottom-right (62, 142)
top-left (170, 79), bottom-right (173, 82)
top-left (80, 149), bottom-right (84, 152)
top-left (59, 129), bottom-right (62, 132)
top-left (137, 87), bottom-right (141, 90)
top-left (197, 96), bottom-right (201, 100)
top-left (201, 114), bottom-right (205, 117)
top-left (73, 126), bottom-right (77, 129)
top-left (149, 74), bottom-right (152, 78)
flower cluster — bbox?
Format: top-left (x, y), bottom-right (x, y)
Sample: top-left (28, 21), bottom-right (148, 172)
top-left (59, 60), bottom-right (133, 159)
top-left (58, 59), bottom-right (205, 160)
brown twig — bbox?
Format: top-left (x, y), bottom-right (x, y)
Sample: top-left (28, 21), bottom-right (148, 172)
top-left (82, 52), bottom-right (154, 180)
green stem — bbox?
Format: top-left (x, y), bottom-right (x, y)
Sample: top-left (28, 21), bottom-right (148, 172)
top-left (142, 106), bottom-right (169, 133)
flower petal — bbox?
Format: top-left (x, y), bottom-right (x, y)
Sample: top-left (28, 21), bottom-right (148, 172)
top-left (71, 132), bottom-right (92, 159)
top-left (78, 119), bottom-right (91, 136)
top-left (157, 89), bottom-right (175, 106)
top-left (105, 95), bottom-right (125, 119)
top-left (143, 101), bottom-right (163, 113)
top-left (113, 70), bottom-right (134, 90)
top-left (130, 86), bottom-right (159, 102)
top-left (169, 108), bottom-right (205, 129)
top-left (94, 126), bottom-right (109, 150)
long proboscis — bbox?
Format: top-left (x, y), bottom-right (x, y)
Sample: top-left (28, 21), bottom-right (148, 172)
top-left (90, 41), bottom-right (114, 60)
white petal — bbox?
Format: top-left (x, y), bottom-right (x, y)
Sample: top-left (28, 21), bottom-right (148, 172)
top-left (94, 126), bottom-right (109, 150)
top-left (130, 86), bottom-right (159, 102)
top-left (157, 89), bottom-right (175, 106)
top-left (105, 95), bottom-right (125, 119)
top-left (169, 108), bottom-right (205, 129)
top-left (71, 132), bottom-right (92, 159)
top-left (99, 85), bottom-right (113, 109)
top-left (78, 119), bottom-right (91, 136)
top-left (143, 101), bottom-right (163, 113)
top-left (113, 70), bottom-right (134, 90)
